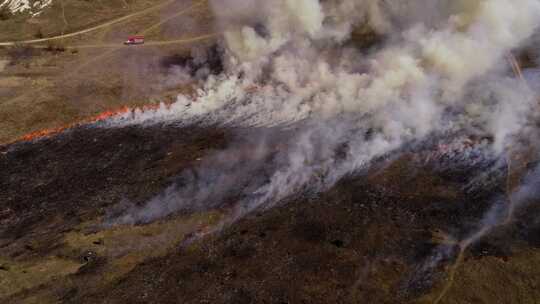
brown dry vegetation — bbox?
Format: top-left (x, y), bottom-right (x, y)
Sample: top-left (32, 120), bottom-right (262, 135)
top-left (0, 0), bottom-right (163, 41)
top-left (0, 0), bottom-right (216, 144)
top-left (0, 5), bottom-right (12, 21)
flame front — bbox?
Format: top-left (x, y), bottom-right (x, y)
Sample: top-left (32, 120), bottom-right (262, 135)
top-left (13, 104), bottom-right (167, 144)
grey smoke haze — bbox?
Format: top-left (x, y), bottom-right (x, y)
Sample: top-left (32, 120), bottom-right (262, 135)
top-left (413, 160), bottom-right (540, 292)
top-left (106, 0), bottom-right (540, 225)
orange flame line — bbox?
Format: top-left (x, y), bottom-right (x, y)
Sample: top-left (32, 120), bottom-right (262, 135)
top-left (10, 102), bottom-right (171, 145)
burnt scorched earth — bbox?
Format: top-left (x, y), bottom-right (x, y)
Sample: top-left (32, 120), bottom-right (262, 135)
top-left (1, 124), bottom-right (540, 304)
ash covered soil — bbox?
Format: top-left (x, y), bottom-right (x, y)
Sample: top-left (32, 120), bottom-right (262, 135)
top-left (1, 124), bottom-right (540, 303)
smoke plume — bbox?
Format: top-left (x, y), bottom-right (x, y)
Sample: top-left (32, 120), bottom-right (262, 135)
top-left (106, 0), bottom-right (540, 225)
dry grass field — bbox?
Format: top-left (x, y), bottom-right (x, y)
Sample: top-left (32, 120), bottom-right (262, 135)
top-left (0, 0), bottom-right (216, 143)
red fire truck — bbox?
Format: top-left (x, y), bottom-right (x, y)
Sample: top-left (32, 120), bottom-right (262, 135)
top-left (124, 36), bottom-right (145, 45)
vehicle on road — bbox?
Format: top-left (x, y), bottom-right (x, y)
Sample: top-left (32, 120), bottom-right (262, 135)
top-left (124, 36), bottom-right (145, 45)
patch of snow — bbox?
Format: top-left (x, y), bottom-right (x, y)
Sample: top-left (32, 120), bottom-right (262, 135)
top-left (0, 0), bottom-right (52, 16)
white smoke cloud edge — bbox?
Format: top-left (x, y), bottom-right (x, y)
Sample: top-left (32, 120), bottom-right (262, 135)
top-left (104, 0), bottom-right (540, 226)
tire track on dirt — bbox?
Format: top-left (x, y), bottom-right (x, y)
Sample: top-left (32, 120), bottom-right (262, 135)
top-left (0, 0), bottom-right (176, 46)
top-left (56, 33), bottom-right (217, 49)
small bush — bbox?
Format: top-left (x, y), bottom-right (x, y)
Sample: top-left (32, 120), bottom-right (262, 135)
top-left (44, 42), bottom-right (66, 54)
top-left (7, 44), bottom-right (39, 63)
top-left (0, 6), bottom-right (12, 21)
top-left (35, 28), bottom-right (44, 39)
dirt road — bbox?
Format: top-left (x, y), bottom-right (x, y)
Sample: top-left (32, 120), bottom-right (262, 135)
top-left (0, 0), bottom-right (208, 46)
top-left (46, 33), bottom-right (218, 49)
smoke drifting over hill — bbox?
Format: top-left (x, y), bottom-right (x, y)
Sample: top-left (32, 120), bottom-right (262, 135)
top-left (108, 0), bottom-right (540, 226)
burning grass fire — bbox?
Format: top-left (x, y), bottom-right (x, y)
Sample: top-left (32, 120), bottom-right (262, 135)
top-left (3, 0), bottom-right (540, 303)
top-left (9, 103), bottom-right (175, 145)
top-left (16, 107), bottom-right (131, 143)
top-left (101, 0), bottom-right (540, 228)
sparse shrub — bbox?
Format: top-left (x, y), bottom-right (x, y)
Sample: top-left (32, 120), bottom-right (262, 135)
top-left (44, 42), bottom-right (66, 54)
top-left (35, 28), bottom-right (44, 39)
top-left (0, 6), bottom-right (12, 21)
top-left (7, 44), bottom-right (39, 64)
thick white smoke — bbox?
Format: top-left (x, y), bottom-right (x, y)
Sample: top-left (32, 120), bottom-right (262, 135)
top-left (107, 0), bottom-right (540, 225)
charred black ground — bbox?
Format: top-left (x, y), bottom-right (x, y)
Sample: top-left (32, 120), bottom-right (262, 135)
top-left (2, 123), bottom-right (540, 303)
top-left (0, 124), bottom-right (229, 254)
